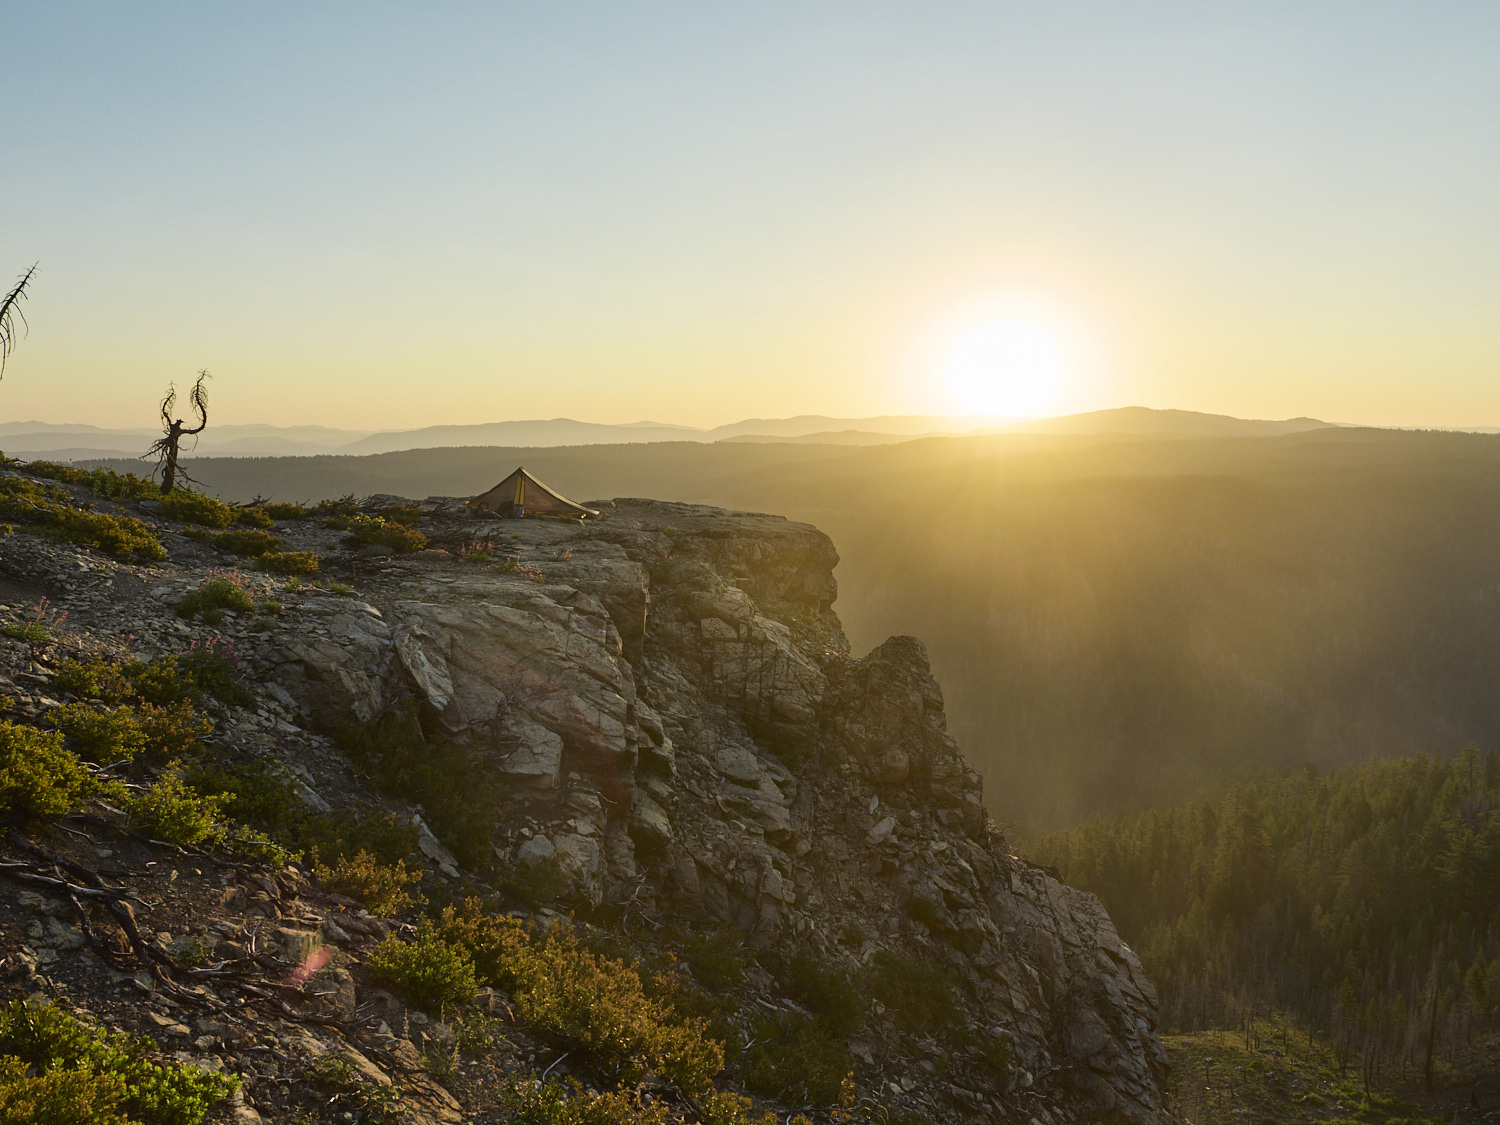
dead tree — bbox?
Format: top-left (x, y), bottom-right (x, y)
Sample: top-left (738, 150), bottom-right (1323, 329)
top-left (0, 263), bottom-right (38, 377)
top-left (149, 370), bottom-right (210, 495)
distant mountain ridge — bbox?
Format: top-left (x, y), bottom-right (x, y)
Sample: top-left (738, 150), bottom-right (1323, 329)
top-left (25, 405), bottom-right (1500, 463)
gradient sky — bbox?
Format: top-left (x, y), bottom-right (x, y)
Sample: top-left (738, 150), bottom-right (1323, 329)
top-left (2, 2), bottom-right (1497, 431)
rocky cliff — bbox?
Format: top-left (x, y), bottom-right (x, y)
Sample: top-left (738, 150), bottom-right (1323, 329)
top-left (0, 473), bottom-right (1172, 1125)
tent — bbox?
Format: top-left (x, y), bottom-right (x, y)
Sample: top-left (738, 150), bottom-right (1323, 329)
top-left (469, 467), bottom-right (599, 518)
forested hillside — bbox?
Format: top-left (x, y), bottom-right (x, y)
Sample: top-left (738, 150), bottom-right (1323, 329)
top-left (88, 425), bottom-right (1500, 833)
top-left (1032, 750), bottom-right (1500, 1088)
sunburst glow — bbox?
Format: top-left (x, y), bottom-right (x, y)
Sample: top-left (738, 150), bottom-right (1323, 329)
top-left (944, 318), bottom-right (1068, 417)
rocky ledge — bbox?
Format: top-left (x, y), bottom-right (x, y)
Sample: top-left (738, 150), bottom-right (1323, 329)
top-left (0, 481), bottom-right (1172, 1124)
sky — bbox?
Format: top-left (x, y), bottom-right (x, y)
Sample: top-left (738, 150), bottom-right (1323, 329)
top-left (1, 2), bottom-right (1498, 431)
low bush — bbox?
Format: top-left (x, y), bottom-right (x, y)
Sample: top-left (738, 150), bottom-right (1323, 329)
top-left (261, 501), bottom-right (312, 520)
top-left (378, 504), bottom-right (423, 526)
top-left (120, 655), bottom-right (198, 707)
top-left (0, 1000), bottom-right (237, 1125)
top-left (868, 950), bottom-right (959, 1034)
top-left (132, 702), bottom-right (213, 760)
top-left (509, 927), bottom-right (722, 1094)
top-left (0, 721), bottom-right (97, 818)
top-left (0, 1052), bottom-right (130, 1125)
top-left (23, 462), bottom-right (159, 501)
top-left (781, 951), bottom-right (864, 1037)
top-left (159, 492), bottom-right (236, 528)
top-left (233, 505), bottom-right (275, 529)
top-left (0, 474), bottom-right (167, 561)
top-left (208, 528), bottom-right (284, 556)
top-left (179, 638), bottom-right (252, 705)
top-left (683, 929), bottom-right (748, 992)
top-left (502, 1079), bottom-right (673, 1125)
top-left (125, 775), bottom-right (232, 847)
top-left (740, 1010), bottom-right (850, 1106)
top-left (48, 703), bottom-right (148, 763)
top-left (184, 759), bottom-right (416, 864)
top-left (367, 923), bottom-right (478, 1014)
top-left (431, 899), bottom-right (528, 985)
top-left (313, 850), bottom-right (424, 916)
top-left (52, 656), bottom-right (131, 703)
top-left (256, 549), bottom-right (320, 575)
top-left (336, 514), bottom-right (428, 553)
top-left (336, 709), bottom-right (496, 868)
top-left (177, 569), bottom-right (255, 623)
top-left (496, 854), bottom-right (569, 906)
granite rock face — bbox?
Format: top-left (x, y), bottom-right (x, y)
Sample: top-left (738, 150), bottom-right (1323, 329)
top-left (263, 497), bottom-right (1173, 1125)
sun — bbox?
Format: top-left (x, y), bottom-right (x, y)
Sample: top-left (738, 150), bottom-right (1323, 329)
top-left (943, 317), bottom-right (1068, 417)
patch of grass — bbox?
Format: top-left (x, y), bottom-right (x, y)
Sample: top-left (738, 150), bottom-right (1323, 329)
top-left (368, 923), bottom-right (479, 1014)
top-left (0, 721), bottom-right (99, 818)
top-left (256, 549), bottom-right (320, 575)
top-left (313, 849), bottom-right (424, 917)
top-left (207, 528), bottom-right (284, 556)
top-left (868, 950), bottom-right (958, 1035)
top-left (177, 569), bottom-right (255, 623)
top-left (0, 1000), bottom-right (238, 1125)
top-left (3, 597), bottom-right (68, 658)
top-left (159, 491), bottom-right (236, 528)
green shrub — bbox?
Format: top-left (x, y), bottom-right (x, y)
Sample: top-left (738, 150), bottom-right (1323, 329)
top-left (431, 899), bottom-right (529, 985)
top-left (741, 1010), bottom-right (850, 1106)
top-left (782, 951), bottom-right (864, 1037)
top-left (368, 924), bottom-right (478, 1014)
top-left (336, 710), bottom-right (496, 868)
top-left (179, 638), bottom-right (252, 705)
top-left (0, 722), bottom-right (96, 818)
top-left (261, 501), bottom-right (311, 520)
top-left (48, 703), bottom-right (148, 763)
top-left (0, 1000), bottom-right (237, 1125)
top-left (313, 849), bottom-right (424, 916)
top-left (509, 928), bottom-right (722, 1094)
top-left (159, 492), bottom-right (236, 528)
top-left (0, 1052), bottom-right (130, 1125)
top-left (132, 702), bottom-right (213, 760)
top-left (119, 655), bottom-right (198, 707)
top-left (177, 570), bottom-right (255, 622)
top-left (23, 462), bottom-right (159, 501)
top-left (208, 528), bottom-right (284, 556)
top-left (497, 854), bottom-right (569, 906)
top-left (334, 513), bottom-right (428, 553)
top-left (53, 657), bottom-right (131, 704)
top-left (503, 1079), bottom-right (672, 1125)
top-left (234, 505), bottom-right (275, 529)
top-left (185, 760), bottom-right (415, 864)
top-left (125, 775), bottom-right (232, 847)
top-left (0, 475), bottom-right (166, 560)
top-left (379, 504), bottom-right (423, 526)
top-left (868, 950), bottom-right (958, 1034)
top-left (684, 929), bottom-right (748, 992)
top-left (256, 549), bottom-right (320, 575)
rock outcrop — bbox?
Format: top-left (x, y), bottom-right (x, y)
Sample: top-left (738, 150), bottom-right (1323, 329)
top-left (0, 473), bottom-right (1172, 1124)
top-left (265, 497), bottom-right (1173, 1124)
